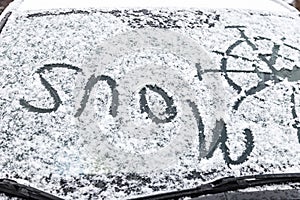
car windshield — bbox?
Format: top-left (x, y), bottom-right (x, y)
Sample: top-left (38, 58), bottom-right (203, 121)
top-left (0, 0), bottom-right (300, 199)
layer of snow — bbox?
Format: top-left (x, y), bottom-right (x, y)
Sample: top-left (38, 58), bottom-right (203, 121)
top-left (17, 0), bottom-right (295, 12)
top-left (0, 4), bottom-right (300, 200)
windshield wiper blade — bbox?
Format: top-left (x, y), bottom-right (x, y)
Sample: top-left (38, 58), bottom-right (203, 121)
top-left (0, 179), bottom-right (63, 200)
top-left (129, 173), bottom-right (300, 200)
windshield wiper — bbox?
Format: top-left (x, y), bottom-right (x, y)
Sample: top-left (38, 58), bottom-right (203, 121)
top-left (129, 173), bottom-right (300, 200)
top-left (0, 179), bottom-right (63, 200)
top-left (2, 173), bottom-right (300, 200)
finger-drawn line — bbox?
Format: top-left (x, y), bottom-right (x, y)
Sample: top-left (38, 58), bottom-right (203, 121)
top-left (20, 63), bottom-right (82, 113)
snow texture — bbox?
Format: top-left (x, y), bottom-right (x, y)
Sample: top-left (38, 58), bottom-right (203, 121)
top-left (17, 0), bottom-right (296, 12)
top-left (0, 5), bottom-right (300, 200)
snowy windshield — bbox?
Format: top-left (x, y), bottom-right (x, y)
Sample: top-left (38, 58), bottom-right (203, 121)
top-left (0, 6), bottom-right (300, 199)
